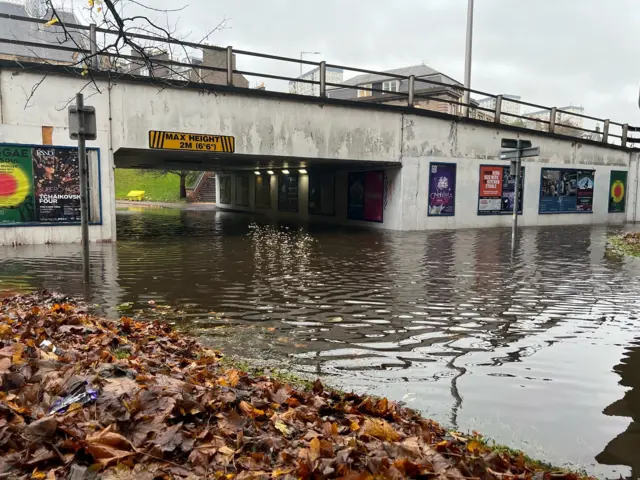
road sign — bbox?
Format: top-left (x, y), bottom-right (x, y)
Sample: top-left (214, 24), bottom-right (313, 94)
top-left (68, 105), bottom-right (97, 140)
top-left (501, 138), bottom-right (532, 149)
top-left (149, 130), bottom-right (235, 153)
top-left (500, 147), bottom-right (540, 160)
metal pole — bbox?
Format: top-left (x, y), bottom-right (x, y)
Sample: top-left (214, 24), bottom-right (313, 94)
top-left (494, 95), bottom-right (502, 123)
top-left (76, 93), bottom-right (90, 283)
top-left (319, 61), bottom-right (326, 97)
top-left (462, 0), bottom-right (474, 117)
top-left (226, 46), bottom-right (233, 86)
top-left (511, 139), bottom-right (521, 248)
top-left (408, 75), bottom-right (415, 107)
top-left (602, 119), bottom-right (610, 144)
top-left (89, 23), bottom-right (98, 69)
top-left (549, 107), bottom-right (557, 133)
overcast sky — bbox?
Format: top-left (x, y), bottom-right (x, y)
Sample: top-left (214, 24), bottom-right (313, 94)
top-left (77, 0), bottom-right (640, 125)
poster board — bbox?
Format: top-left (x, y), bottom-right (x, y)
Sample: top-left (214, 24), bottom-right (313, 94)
top-left (428, 162), bottom-right (456, 216)
top-left (218, 176), bottom-right (232, 205)
top-left (347, 171), bottom-right (384, 222)
top-left (278, 174), bottom-right (299, 212)
top-left (308, 173), bottom-right (335, 216)
top-left (254, 174), bottom-right (271, 209)
top-left (477, 165), bottom-right (524, 215)
top-left (235, 174), bottom-right (250, 206)
top-left (539, 168), bottom-right (595, 214)
top-left (0, 144), bottom-right (101, 226)
top-left (608, 170), bottom-right (627, 213)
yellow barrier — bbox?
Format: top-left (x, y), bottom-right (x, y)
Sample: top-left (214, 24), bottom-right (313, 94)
top-left (127, 190), bottom-right (145, 201)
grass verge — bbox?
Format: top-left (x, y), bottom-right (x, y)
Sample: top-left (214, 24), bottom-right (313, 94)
top-left (114, 168), bottom-right (183, 203)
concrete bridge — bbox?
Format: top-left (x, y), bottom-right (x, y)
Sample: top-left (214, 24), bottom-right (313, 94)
top-left (0, 59), bottom-right (638, 245)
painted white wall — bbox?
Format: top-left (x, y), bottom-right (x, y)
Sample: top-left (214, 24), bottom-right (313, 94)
top-left (0, 67), bottom-right (637, 242)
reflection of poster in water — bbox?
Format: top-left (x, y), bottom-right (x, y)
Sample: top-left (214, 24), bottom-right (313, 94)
top-left (478, 165), bottom-right (524, 215)
top-left (609, 170), bottom-right (627, 213)
top-left (363, 171), bottom-right (384, 222)
top-left (278, 174), bottom-right (299, 212)
top-left (347, 172), bottom-right (365, 220)
top-left (219, 176), bottom-right (231, 204)
top-left (0, 145), bottom-right (36, 224)
top-left (254, 175), bottom-right (271, 209)
top-left (539, 168), bottom-right (593, 213)
top-left (428, 162), bottom-right (456, 216)
top-left (308, 173), bottom-right (335, 216)
top-left (235, 174), bottom-right (250, 206)
top-left (32, 147), bottom-right (81, 223)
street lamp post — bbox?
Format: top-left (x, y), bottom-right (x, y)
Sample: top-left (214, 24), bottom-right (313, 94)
top-left (462, 0), bottom-right (474, 117)
top-left (298, 51), bottom-right (322, 94)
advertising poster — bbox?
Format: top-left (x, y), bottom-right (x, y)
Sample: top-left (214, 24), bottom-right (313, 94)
top-left (0, 145), bottom-right (36, 224)
top-left (347, 172), bottom-right (366, 220)
top-left (428, 162), bottom-right (456, 216)
top-left (235, 174), bottom-right (250, 206)
top-left (308, 173), bottom-right (335, 216)
top-left (539, 168), bottom-right (594, 213)
top-left (0, 145), bottom-right (84, 225)
top-left (576, 170), bottom-right (594, 212)
top-left (608, 170), bottom-right (627, 213)
top-left (478, 165), bottom-right (524, 215)
top-left (363, 171), bottom-right (384, 222)
top-left (254, 174), bottom-right (271, 209)
top-left (278, 174), bottom-right (299, 212)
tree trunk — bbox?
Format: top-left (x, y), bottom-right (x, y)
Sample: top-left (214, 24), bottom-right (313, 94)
top-left (179, 173), bottom-right (187, 199)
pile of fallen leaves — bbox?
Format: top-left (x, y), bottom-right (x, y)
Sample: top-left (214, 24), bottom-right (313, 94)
top-left (620, 232), bottom-right (640, 245)
top-left (0, 292), bottom-right (592, 479)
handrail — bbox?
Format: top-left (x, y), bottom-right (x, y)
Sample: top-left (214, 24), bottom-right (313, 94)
top-left (0, 13), bottom-right (637, 149)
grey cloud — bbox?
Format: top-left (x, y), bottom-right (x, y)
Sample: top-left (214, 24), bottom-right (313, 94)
top-left (132, 0), bottom-right (640, 124)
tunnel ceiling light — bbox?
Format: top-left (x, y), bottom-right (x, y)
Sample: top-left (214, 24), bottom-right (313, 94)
top-left (299, 168), bottom-right (308, 174)
top-left (282, 169), bottom-right (290, 175)
top-left (267, 170), bottom-right (274, 175)
top-left (254, 170), bottom-right (261, 175)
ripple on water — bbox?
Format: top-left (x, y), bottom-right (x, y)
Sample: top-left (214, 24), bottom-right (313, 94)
top-left (1, 211), bottom-right (640, 478)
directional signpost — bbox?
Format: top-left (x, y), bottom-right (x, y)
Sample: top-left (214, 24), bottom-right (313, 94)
top-left (500, 138), bottom-right (538, 248)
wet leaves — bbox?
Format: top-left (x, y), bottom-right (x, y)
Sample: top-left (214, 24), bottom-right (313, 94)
top-left (0, 292), bottom-right (596, 480)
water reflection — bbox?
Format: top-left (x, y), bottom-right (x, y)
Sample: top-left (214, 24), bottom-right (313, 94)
top-left (0, 207), bottom-right (639, 477)
top-left (597, 338), bottom-right (640, 478)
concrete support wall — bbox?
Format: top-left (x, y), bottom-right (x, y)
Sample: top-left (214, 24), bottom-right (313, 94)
top-left (0, 66), bottom-right (638, 242)
top-left (0, 70), bottom-right (116, 245)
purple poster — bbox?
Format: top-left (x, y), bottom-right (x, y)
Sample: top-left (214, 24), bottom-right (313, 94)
top-left (428, 162), bottom-right (456, 216)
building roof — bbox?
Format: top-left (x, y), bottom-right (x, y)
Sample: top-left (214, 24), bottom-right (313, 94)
top-left (476, 94), bottom-right (521, 103)
top-left (526, 105), bottom-right (584, 117)
top-left (0, 1), bottom-right (85, 63)
top-left (339, 64), bottom-right (459, 87)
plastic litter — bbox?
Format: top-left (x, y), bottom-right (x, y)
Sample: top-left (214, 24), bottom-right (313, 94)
top-left (48, 381), bottom-right (98, 414)
top-left (39, 339), bottom-right (57, 354)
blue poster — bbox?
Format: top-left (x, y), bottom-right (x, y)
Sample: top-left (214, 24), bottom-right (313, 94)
top-left (539, 168), bottom-right (594, 213)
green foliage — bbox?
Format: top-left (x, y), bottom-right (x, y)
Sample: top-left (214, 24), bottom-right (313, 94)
top-left (114, 169), bottom-right (184, 203)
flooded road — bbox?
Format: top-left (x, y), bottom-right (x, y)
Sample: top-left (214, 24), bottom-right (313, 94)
top-left (1, 207), bottom-right (639, 478)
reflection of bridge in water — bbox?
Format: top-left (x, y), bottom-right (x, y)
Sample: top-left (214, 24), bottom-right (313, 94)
top-left (0, 211), bottom-right (639, 476)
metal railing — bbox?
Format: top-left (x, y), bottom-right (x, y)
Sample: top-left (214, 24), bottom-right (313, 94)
top-left (0, 12), bottom-right (637, 149)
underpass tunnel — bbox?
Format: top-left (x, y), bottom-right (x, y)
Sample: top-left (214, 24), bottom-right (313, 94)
top-left (113, 148), bottom-right (402, 229)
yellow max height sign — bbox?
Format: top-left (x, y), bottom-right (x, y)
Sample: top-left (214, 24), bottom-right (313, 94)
top-left (149, 130), bottom-right (235, 153)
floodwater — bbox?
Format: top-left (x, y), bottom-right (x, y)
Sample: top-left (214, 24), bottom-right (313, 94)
top-left (1, 207), bottom-right (640, 478)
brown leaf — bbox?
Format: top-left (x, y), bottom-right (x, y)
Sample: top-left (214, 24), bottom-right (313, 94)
top-left (239, 400), bottom-right (265, 418)
top-left (150, 422), bottom-right (184, 453)
top-left (226, 369), bottom-right (241, 387)
top-left (362, 418), bottom-right (400, 441)
top-left (84, 425), bottom-right (136, 466)
top-left (0, 358), bottom-right (10, 375)
top-left (24, 416), bottom-right (57, 441)
top-left (309, 437), bottom-right (333, 463)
